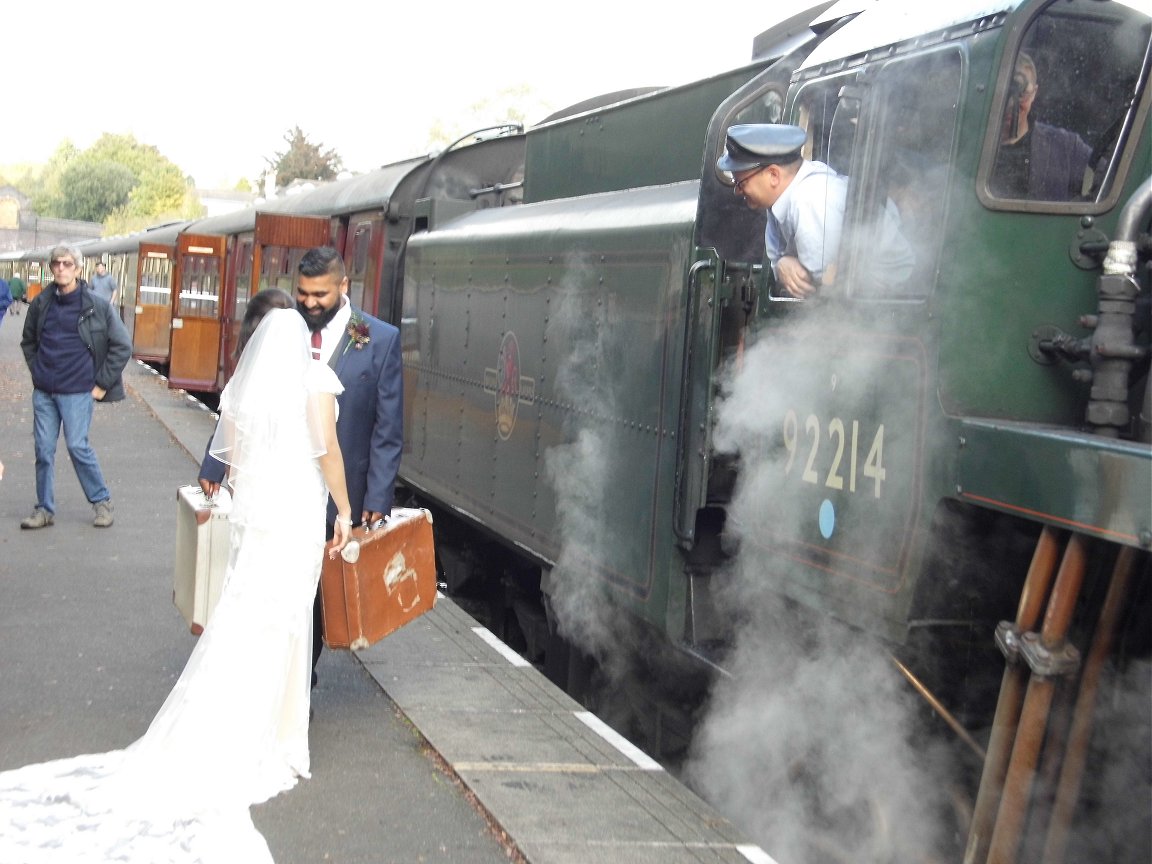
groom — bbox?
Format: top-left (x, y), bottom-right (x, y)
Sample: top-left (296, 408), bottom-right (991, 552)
top-left (200, 246), bottom-right (403, 684)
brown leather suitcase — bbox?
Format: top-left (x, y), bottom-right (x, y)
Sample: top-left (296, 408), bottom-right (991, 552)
top-left (320, 507), bottom-right (437, 650)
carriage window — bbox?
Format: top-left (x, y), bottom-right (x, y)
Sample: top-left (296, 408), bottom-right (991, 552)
top-left (986, 0), bottom-right (1151, 205)
top-left (139, 254), bottom-right (172, 306)
top-left (347, 222), bottom-right (372, 311)
top-left (279, 248), bottom-right (295, 292)
top-left (845, 49), bottom-right (962, 298)
top-left (178, 255), bottom-right (221, 317)
top-left (233, 239), bottom-right (254, 324)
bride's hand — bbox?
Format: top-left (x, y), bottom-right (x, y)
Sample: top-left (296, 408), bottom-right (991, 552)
top-left (328, 515), bottom-right (353, 559)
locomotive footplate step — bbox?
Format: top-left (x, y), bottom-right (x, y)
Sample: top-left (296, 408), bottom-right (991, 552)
top-left (358, 600), bottom-right (772, 863)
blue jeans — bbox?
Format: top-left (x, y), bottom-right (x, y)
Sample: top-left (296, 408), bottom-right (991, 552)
top-left (32, 389), bottom-right (110, 514)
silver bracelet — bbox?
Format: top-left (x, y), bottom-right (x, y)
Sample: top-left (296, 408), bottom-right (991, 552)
top-left (336, 516), bottom-right (353, 526)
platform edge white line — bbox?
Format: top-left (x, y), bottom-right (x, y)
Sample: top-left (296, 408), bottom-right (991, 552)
top-left (471, 626), bottom-right (531, 667)
top-left (574, 710), bottom-right (663, 771)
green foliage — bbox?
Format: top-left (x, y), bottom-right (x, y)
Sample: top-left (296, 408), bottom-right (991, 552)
top-left (266, 127), bottom-right (343, 188)
top-left (27, 141), bottom-right (81, 215)
top-left (58, 160), bottom-right (136, 222)
top-left (20, 134), bottom-right (196, 230)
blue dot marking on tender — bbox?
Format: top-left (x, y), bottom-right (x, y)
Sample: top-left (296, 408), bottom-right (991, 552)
top-left (819, 499), bottom-right (835, 539)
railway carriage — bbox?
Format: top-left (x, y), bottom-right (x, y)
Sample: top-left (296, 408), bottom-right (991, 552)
top-left (81, 222), bottom-right (189, 346)
top-left (160, 134), bottom-right (524, 393)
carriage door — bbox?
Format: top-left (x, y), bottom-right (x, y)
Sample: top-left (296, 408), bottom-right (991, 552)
top-left (220, 236), bottom-right (254, 386)
top-left (252, 213), bottom-right (331, 298)
top-left (168, 233), bottom-right (227, 392)
top-left (133, 243), bottom-right (177, 363)
top-left (343, 215), bottom-right (384, 317)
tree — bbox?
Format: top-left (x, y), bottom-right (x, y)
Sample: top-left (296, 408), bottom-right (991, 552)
top-left (27, 141), bottom-right (81, 216)
top-left (23, 134), bottom-right (200, 231)
top-left (266, 126), bottom-right (343, 189)
top-left (57, 159), bottom-right (136, 222)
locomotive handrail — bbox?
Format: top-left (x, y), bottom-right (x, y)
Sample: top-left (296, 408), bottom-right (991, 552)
top-left (672, 255), bottom-right (718, 545)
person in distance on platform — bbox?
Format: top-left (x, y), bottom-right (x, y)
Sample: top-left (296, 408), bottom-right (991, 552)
top-left (9, 271), bottom-right (26, 314)
top-left (0, 305), bottom-right (354, 862)
top-left (199, 246), bottom-right (403, 691)
top-left (89, 260), bottom-right (120, 306)
top-left (0, 273), bottom-right (11, 325)
top-left (716, 123), bottom-right (913, 298)
top-left (19, 244), bottom-right (131, 529)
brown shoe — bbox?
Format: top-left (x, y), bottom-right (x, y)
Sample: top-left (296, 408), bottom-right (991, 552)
top-left (21, 508), bottom-right (54, 529)
top-left (93, 500), bottom-right (114, 528)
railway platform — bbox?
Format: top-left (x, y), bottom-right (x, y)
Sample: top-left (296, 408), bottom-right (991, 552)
top-left (0, 313), bottom-right (772, 863)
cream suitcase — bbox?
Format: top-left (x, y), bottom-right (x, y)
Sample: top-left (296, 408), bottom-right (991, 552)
top-left (173, 485), bottom-right (233, 635)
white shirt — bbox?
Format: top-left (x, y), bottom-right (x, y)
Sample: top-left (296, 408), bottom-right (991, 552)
top-left (312, 297), bottom-right (352, 366)
top-left (764, 159), bottom-right (847, 283)
top-left (764, 159), bottom-right (915, 291)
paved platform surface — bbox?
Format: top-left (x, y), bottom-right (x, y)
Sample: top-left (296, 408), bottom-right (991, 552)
top-left (0, 309), bottom-right (772, 864)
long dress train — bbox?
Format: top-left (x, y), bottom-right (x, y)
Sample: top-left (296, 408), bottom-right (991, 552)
top-left (0, 310), bottom-right (341, 862)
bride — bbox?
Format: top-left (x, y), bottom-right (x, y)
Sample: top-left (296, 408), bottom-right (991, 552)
top-left (0, 306), bottom-right (353, 862)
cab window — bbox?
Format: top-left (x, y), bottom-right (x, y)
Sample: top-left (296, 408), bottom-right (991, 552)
top-left (983, 0), bottom-right (1151, 208)
top-left (843, 49), bottom-right (963, 299)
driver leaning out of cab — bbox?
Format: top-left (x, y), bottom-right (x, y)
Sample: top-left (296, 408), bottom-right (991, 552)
top-left (718, 123), bottom-right (913, 298)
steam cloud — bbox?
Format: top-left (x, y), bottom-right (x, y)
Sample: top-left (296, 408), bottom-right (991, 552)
top-left (542, 253), bottom-right (634, 674)
top-left (685, 316), bottom-right (957, 862)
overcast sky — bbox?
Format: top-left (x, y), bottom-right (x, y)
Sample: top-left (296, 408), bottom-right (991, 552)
top-left (5, 1), bottom-right (818, 189)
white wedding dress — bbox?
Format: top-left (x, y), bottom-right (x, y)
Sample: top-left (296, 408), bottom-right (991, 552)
top-left (0, 310), bottom-right (343, 862)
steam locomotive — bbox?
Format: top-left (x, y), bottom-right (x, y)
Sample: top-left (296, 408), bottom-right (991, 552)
top-left (397, 0), bottom-right (1151, 861)
top-left (7, 0), bottom-right (1148, 860)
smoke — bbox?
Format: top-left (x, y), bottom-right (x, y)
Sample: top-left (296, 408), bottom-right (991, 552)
top-left (541, 252), bottom-right (635, 672)
top-left (685, 592), bottom-right (956, 863)
top-left (686, 314), bottom-right (958, 863)
top-left (1059, 657), bottom-right (1152, 862)
top-left (544, 426), bottom-right (624, 660)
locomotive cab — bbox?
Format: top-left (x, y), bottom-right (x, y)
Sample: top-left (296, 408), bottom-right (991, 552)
top-left (687, 0), bottom-right (1150, 639)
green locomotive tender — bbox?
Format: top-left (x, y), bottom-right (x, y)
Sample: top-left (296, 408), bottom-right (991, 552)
top-left (399, 1), bottom-right (1150, 860)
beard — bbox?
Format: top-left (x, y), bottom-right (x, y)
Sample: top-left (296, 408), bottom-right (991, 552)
top-left (297, 300), bottom-right (340, 332)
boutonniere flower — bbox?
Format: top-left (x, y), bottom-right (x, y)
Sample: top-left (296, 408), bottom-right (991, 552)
top-left (345, 312), bottom-right (371, 353)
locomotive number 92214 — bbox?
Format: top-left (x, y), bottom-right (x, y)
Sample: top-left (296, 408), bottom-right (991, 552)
top-left (782, 409), bottom-right (887, 498)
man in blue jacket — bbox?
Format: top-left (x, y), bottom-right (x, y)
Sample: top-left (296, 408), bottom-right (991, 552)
top-left (200, 246), bottom-right (403, 683)
top-left (20, 244), bottom-right (132, 529)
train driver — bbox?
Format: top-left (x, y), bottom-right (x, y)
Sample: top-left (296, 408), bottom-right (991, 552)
top-left (717, 123), bottom-right (914, 298)
top-left (717, 124), bottom-right (840, 299)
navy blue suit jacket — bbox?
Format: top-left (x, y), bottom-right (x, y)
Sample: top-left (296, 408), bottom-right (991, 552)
top-left (200, 308), bottom-right (403, 524)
